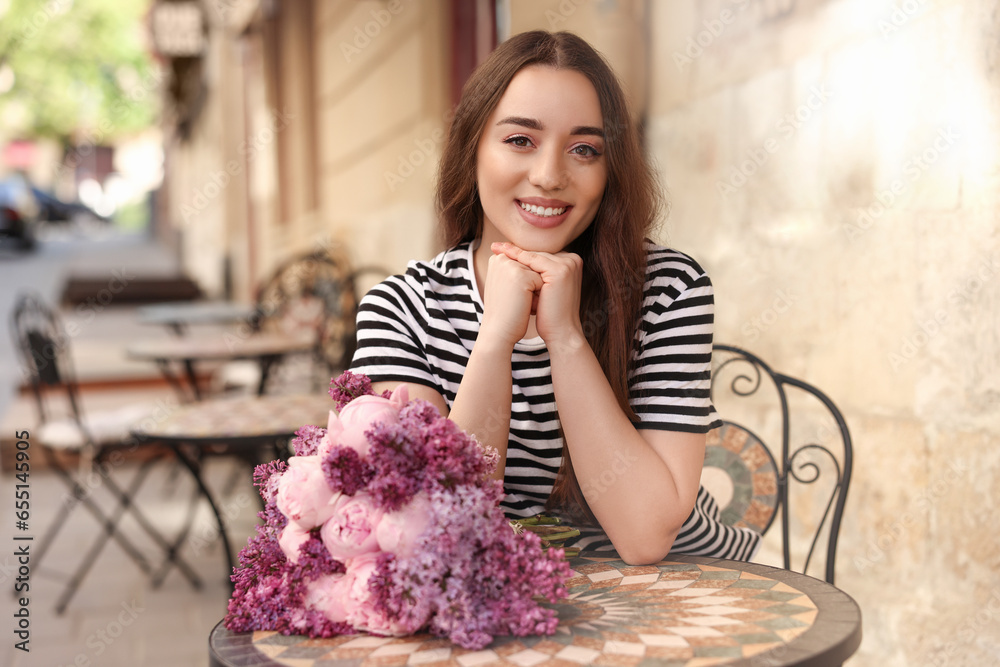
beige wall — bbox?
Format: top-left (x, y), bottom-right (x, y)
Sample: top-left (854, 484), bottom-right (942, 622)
top-left (314, 0), bottom-right (450, 279)
top-left (645, 0), bottom-right (1000, 665)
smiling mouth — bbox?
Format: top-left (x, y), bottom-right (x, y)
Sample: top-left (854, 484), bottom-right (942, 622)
top-left (518, 201), bottom-right (570, 217)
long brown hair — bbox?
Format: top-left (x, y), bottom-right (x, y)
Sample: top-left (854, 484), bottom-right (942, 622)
top-left (436, 31), bottom-right (663, 519)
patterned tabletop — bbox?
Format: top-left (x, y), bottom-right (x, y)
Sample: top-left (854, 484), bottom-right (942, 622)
top-left (133, 393), bottom-right (333, 443)
top-left (210, 555), bottom-right (861, 667)
top-left (127, 330), bottom-right (316, 361)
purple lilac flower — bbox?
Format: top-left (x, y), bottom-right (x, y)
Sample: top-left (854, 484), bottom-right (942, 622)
top-left (253, 461), bottom-right (288, 505)
top-left (367, 484), bottom-right (569, 650)
top-left (321, 445), bottom-right (375, 495)
top-left (328, 370), bottom-right (376, 410)
top-left (290, 425), bottom-right (327, 457)
top-left (365, 423), bottom-right (424, 511)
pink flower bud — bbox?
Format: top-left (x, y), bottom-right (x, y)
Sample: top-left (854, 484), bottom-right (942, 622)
top-left (275, 456), bottom-right (340, 528)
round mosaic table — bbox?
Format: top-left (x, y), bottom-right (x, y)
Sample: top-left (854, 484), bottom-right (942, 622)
top-left (209, 555), bottom-right (861, 667)
top-left (133, 393), bottom-right (333, 581)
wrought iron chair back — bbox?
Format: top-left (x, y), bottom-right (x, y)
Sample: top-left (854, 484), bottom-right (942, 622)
top-left (249, 249), bottom-right (389, 390)
top-left (249, 249), bottom-right (355, 383)
top-left (708, 344), bottom-right (853, 584)
top-left (13, 292), bottom-right (90, 444)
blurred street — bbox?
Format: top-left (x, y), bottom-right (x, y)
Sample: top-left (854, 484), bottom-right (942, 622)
top-left (0, 225), bottom-right (180, 422)
top-left (0, 226), bottom-right (259, 667)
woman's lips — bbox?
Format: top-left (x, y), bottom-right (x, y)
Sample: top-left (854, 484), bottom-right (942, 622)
top-left (515, 199), bottom-right (572, 228)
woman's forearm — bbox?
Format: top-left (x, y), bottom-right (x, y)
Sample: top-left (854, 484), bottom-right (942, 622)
top-left (447, 339), bottom-right (514, 480)
top-left (547, 334), bottom-right (703, 564)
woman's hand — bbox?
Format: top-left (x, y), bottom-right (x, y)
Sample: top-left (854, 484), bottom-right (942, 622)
top-left (479, 249), bottom-right (544, 348)
top-left (491, 242), bottom-right (585, 349)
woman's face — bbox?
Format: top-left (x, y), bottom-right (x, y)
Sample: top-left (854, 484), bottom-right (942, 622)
top-left (475, 65), bottom-right (607, 254)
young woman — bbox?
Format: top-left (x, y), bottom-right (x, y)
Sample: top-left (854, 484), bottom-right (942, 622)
top-left (351, 30), bottom-right (760, 564)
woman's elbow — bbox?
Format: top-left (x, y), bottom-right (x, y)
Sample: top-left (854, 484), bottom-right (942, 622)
top-left (615, 531), bottom-right (677, 566)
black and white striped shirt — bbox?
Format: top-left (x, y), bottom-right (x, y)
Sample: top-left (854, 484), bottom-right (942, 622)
top-left (351, 241), bottom-right (760, 560)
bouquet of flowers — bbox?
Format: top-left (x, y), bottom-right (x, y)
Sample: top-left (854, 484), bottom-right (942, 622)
top-left (223, 371), bottom-right (571, 650)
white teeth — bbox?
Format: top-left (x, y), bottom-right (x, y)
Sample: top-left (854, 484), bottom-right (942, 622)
top-left (519, 202), bottom-right (566, 217)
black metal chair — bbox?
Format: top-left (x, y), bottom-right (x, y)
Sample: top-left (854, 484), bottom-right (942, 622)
top-left (705, 344), bottom-right (853, 584)
top-left (10, 292), bottom-right (203, 613)
top-left (222, 248), bottom-right (387, 395)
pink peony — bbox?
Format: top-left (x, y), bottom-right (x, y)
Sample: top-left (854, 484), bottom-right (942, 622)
top-left (304, 572), bottom-right (351, 623)
top-left (278, 523), bottom-right (311, 564)
top-left (343, 555), bottom-right (421, 636)
top-left (320, 494), bottom-right (383, 560)
top-left (305, 555), bottom-right (418, 635)
top-left (276, 456), bottom-right (340, 528)
top-left (376, 492), bottom-right (433, 559)
top-left (319, 385), bottom-right (409, 458)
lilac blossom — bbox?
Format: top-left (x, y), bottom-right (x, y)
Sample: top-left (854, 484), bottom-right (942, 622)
top-left (225, 370), bottom-right (570, 650)
top-left (290, 425), bottom-right (327, 457)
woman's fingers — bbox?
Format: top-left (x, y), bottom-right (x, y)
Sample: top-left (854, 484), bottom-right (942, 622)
top-left (490, 242), bottom-right (585, 345)
top-left (479, 252), bottom-right (543, 347)
top-left (490, 242), bottom-right (581, 279)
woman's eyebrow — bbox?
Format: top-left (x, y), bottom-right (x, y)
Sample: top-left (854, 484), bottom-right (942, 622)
top-left (496, 116), bottom-right (543, 130)
top-left (571, 125), bottom-right (604, 138)
top-left (496, 116), bottom-right (605, 138)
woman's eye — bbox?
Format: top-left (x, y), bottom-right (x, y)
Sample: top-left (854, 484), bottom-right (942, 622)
top-left (503, 135), bottom-right (533, 148)
top-left (571, 144), bottom-right (601, 157)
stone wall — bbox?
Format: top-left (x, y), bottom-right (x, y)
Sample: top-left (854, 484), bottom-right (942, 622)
top-left (644, 0), bottom-right (1000, 664)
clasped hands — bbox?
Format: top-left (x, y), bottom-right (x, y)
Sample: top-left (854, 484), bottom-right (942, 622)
top-left (480, 241), bottom-right (585, 350)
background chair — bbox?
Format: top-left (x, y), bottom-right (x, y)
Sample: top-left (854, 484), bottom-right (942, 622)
top-left (702, 343), bottom-right (854, 584)
top-left (220, 248), bottom-right (387, 395)
top-left (11, 292), bottom-right (202, 613)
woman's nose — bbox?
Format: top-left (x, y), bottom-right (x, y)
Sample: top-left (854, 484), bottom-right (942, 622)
top-left (528, 147), bottom-right (568, 191)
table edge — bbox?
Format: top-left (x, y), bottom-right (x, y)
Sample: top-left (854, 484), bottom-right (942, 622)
top-left (208, 555), bottom-right (863, 667)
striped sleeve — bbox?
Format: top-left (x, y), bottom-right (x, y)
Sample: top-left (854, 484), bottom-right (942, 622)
top-left (350, 272), bottom-right (441, 392)
top-left (629, 246), bottom-right (722, 433)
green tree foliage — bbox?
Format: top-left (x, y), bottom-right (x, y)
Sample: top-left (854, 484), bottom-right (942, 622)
top-left (0, 0), bottom-right (159, 140)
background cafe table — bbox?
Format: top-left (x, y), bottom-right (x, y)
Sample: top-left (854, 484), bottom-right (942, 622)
top-left (136, 300), bottom-right (257, 336)
top-left (209, 554), bottom-right (862, 667)
top-left (126, 330), bottom-right (316, 400)
top-left (131, 393), bottom-right (334, 578)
